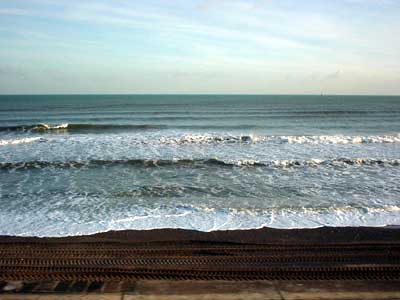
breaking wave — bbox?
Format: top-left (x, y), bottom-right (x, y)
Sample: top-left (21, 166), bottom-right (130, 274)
top-left (1, 123), bottom-right (399, 145)
top-left (0, 123), bottom-right (165, 132)
top-left (1, 157), bottom-right (399, 170)
top-left (163, 133), bottom-right (400, 144)
top-left (0, 123), bottom-right (69, 132)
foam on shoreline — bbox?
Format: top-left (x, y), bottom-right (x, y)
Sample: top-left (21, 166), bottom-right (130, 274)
top-left (1, 204), bottom-right (400, 237)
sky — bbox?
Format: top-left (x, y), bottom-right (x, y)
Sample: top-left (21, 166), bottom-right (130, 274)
top-left (0, 0), bottom-right (399, 95)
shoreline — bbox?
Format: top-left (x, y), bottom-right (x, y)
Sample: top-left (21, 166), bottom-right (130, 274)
top-left (2, 225), bottom-right (400, 244)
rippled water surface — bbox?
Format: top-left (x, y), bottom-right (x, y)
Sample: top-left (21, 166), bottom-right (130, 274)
top-left (0, 95), bottom-right (400, 236)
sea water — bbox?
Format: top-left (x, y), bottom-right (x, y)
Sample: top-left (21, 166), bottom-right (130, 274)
top-left (0, 94), bottom-right (399, 236)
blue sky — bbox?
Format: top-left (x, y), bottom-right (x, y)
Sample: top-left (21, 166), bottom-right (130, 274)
top-left (0, 0), bottom-right (399, 94)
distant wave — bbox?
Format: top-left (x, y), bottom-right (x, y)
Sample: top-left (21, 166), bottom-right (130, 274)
top-left (0, 123), bottom-right (68, 132)
top-left (0, 123), bottom-right (166, 132)
top-left (0, 137), bottom-right (45, 146)
top-left (1, 157), bottom-right (399, 170)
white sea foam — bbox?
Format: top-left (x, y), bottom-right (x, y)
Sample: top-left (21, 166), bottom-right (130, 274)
top-left (51, 123), bottom-right (69, 129)
top-left (265, 158), bottom-right (400, 167)
top-left (1, 204), bottom-right (400, 237)
top-left (0, 137), bottom-right (44, 146)
top-left (277, 134), bottom-right (400, 144)
top-left (159, 133), bottom-right (400, 145)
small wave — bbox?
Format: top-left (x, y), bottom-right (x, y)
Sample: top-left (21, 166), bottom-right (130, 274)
top-left (0, 123), bottom-right (165, 133)
top-left (67, 123), bottom-right (166, 131)
top-left (0, 137), bottom-right (45, 146)
top-left (162, 134), bottom-right (400, 145)
top-left (0, 123), bottom-right (68, 132)
top-left (259, 158), bottom-right (400, 167)
top-left (1, 158), bottom-right (399, 170)
top-left (44, 123), bottom-right (69, 130)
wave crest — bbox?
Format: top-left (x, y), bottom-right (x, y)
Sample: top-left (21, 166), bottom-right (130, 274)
top-left (1, 123), bottom-right (399, 145)
top-left (163, 134), bottom-right (400, 145)
top-left (0, 123), bottom-right (69, 132)
top-left (0, 123), bottom-right (165, 132)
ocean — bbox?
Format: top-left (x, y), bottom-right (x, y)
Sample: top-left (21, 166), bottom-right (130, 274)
top-left (0, 94), bottom-right (399, 236)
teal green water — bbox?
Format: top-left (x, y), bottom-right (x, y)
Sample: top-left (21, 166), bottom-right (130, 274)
top-left (1, 95), bottom-right (400, 135)
top-left (0, 95), bottom-right (400, 236)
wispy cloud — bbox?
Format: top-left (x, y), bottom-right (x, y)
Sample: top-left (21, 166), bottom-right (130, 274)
top-left (0, 0), bottom-right (399, 94)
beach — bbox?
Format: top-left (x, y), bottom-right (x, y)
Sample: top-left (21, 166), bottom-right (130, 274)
top-left (1, 226), bottom-right (400, 298)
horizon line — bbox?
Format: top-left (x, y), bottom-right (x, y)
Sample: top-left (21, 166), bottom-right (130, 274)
top-left (1, 93), bottom-right (400, 97)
